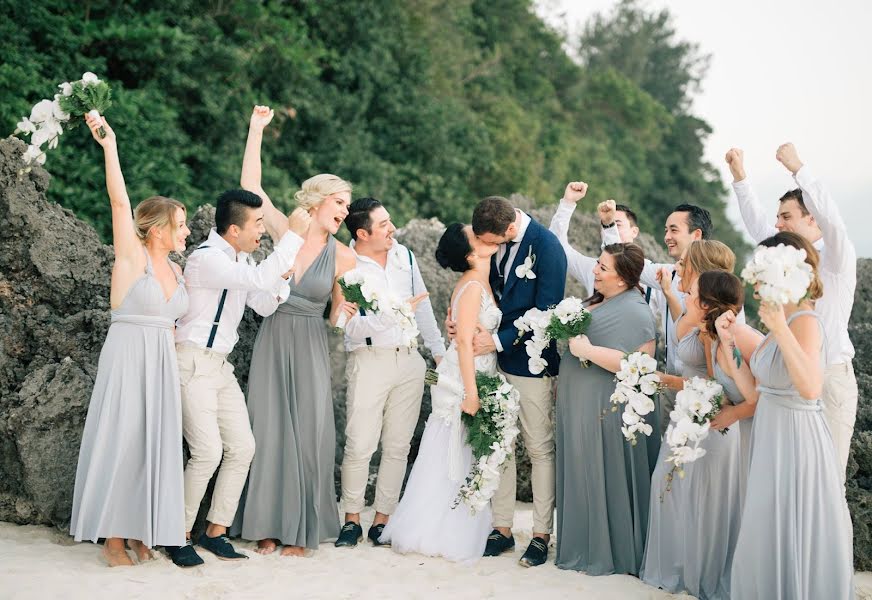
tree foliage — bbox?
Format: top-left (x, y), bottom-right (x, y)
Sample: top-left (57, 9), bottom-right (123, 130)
top-left (0, 0), bottom-right (746, 254)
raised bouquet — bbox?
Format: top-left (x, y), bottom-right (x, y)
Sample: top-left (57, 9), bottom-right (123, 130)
top-left (424, 369), bottom-right (520, 513)
top-left (609, 351), bottom-right (662, 444)
top-left (662, 376), bottom-right (727, 496)
top-left (514, 296), bottom-right (592, 374)
top-left (15, 72), bottom-right (112, 165)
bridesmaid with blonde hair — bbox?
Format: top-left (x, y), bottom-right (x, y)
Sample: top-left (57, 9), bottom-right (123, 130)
top-left (233, 106), bottom-right (357, 556)
top-left (71, 114), bottom-right (190, 566)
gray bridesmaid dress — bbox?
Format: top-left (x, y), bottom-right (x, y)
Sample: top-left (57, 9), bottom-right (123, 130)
top-left (555, 289), bottom-right (657, 575)
top-left (712, 338), bottom-right (754, 501)
top-left (236, 236), bottom-right (341, 549)
top-left (731, 310), bottom-right (854, 600)
top-left (642, 323), bottom-right (743, 600)
top-left (71, 252), bottom-right (188, 547)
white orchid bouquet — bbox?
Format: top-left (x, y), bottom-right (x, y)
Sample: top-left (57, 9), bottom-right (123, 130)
top-left (514, 297), bottom-right (592, 374)
top-left (609, 351), bottom-right (662, 444)
top-left (424, 369), bottom-right (521, 513)
top-left (334, 269), bottom-right (381, 331)
top-left (741, 243), bottom-right (812, 305)
top-left (15, 72), bottom-right (112, 165)
top-left (390, 296), bottom-right (420, 349)
top-left (661, 377), bottom-right (727, 496)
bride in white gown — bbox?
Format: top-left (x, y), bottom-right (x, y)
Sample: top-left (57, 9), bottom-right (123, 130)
top-left (380, 223), bottom-right (501, 564)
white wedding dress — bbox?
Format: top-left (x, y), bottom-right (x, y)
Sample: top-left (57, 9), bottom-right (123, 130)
top-left (380, 280), bottom-right (502, 564)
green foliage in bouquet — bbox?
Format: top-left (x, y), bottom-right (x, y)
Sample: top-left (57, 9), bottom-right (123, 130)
top-left (424, 369), bottom-right (508, 460)
top-left (544, 309), bottom-right (591, 341)
top-left (57, 80), bottom-right (112, 137)
top-left (337, 278), bottom-right (377, 312)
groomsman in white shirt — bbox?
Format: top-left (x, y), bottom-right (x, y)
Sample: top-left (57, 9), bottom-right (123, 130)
top-left (727, 144), bottom-right (858, 483)
top-left (549, 183), bottom-right (662, 318)
top-left (334, 197), bottom-right (446, 548)
top-left (168, 189), bottom-right (310, 567)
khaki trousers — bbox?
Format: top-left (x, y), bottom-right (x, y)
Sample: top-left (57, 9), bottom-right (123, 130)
top-left (822, 362), bottom-right (859, 485)
top-left (340, 347), bottom-right (426, 515)
top-left (490, 372), bottom-right (555, 535)
top-left (177, 344), bottom-right (256, 530)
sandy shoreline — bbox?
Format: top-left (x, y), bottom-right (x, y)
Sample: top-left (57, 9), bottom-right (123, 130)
top-left (2, 503), bottom-right (870, 600)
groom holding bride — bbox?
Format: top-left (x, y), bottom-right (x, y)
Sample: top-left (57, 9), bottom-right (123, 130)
top-left (383, 195), bottom-right (567, 566)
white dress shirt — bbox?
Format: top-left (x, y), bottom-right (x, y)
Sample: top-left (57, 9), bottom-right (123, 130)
top-left (492, 210), bottom-right (531, 352)
top-left (549, 199), bottom-right (662, 320)
top-left (344, 240), bottom-right (446, 356)
top-left (733, 167), bottom-right (856, 364)
top-left (175, 228), bottom-right (303, 355)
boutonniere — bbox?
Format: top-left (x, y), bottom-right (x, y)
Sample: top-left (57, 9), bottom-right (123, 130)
top-left (515, 246), bottom-right (537, 280)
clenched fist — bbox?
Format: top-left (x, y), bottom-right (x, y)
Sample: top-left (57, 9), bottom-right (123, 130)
top-left (598, 199), bottom-right (616, 226)
top-left (288, 207), bottom-right (312, 236)
top-left (249, 105), bottom-right (274, 131)
top-left (563, 181), bottom-right (589, 204)
top-left (725, 148), bottom-right (746, 182)
top-left (776, 143), bottom-right (803, 175)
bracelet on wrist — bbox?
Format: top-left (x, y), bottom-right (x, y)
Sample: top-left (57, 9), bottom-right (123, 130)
top-left (601, 220), bottom-right (616, 229)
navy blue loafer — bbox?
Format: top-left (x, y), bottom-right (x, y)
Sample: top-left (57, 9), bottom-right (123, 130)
top-left (166, 539), bottom-right (205, 567)
top-left (197, 533), bottom-right (248, 560)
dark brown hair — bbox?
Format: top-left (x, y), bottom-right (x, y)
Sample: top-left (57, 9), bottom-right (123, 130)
top-left (697, 270), bottom-right (745, 338)
top-left (779, 188), bottom-right (809, 217)
top-left (758, 231), bottom-right (824, 301)
top-left (472, 196), bottom-right (516, 236)
top-left (585, 243), bottom-right (645, 305)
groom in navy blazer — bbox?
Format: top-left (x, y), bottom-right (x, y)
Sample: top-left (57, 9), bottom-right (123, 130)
top-left (471, 196), bottom-right (567, 567)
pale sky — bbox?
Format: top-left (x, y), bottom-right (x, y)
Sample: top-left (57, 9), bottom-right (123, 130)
top-left (536, 0), bottom-right (872, 257)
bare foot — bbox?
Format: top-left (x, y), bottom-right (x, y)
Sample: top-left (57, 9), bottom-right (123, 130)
top-left (128, 540), bottom-right (155, 563)
top-left (102, 546), bottom-right (134, 567)
top-left (256, 539), bottom-right (278, 555)
top-left (280, 545), bottom-right (306, 557)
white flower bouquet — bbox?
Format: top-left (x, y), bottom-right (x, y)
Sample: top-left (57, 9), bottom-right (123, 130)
top-left (514, 297), bottom-right (592, 374)
top-left (741, 243), bottom-right (812, 305)
top-left (334, 269), bottom-right (381, 331)
top-left (424, 369), bottom-right (521, 513)
top-left (661, 376), bottom-right (727, 496)
top-left (609, 351), bottom-right (662, 444)
top-left (15, 72), bottom-right (112, 165)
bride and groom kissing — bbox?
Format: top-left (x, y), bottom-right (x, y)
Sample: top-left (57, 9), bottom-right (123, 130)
top-left (341, 195), bottom-right (567, 566)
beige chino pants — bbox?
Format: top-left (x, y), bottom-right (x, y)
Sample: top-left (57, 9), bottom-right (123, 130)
top-left (490, 372), bottom-right (556, 535)
top-left (340, 347), bottom-right (426, 515)
top-left (822, 362), bottom-right (859, 486)
top-left (177, 344), bottom-right (256, 530)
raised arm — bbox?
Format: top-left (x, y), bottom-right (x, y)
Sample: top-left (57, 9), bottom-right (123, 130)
top-left (549, 181), bottom-right (597, 286)
top-left (86, 114), bottom-right (140, 264)
top-left (726, 148), bottom-right (778, 243)
top-left (241, 105), bottom-right (290, 241)
top-left (597, 200), bottom-right (622, 246)
top-left (776, 143), bottom-right (857, 274)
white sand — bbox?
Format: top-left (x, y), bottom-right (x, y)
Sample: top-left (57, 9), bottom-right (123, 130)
top-left (1, 503), bottom-right (871, 600)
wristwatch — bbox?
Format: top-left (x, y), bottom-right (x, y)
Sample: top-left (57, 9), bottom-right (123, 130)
top-left (601, 221), bottom-right (616, 228)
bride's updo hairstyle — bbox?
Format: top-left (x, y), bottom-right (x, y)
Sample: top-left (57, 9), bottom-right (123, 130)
top-left (293, 173), bottom-right (353, 211)
top-left (435, 223), bottom-right (473, 273)
top-left (134, 195), bottom-right (186, 242)
top-left (697, 270), bottom-right (744, 339)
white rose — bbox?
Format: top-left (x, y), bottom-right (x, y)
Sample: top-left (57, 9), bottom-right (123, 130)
top-left (82, 72), bottom-right (101, 85)
top-left (58, 82), bottom-right (73, 96)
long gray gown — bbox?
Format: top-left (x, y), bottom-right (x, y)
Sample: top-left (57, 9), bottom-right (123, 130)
top-left (555, 289), bottom-right (657, 575)
top-left (712, 338), bottom-right (754, 501)
top-left (731, 310), bottom-right (854, 600)
top-left (71, 252), bottom-right (188, 547)
top-left (235, 236), bottom-right (341, 548)
top-left (642, 323), bottom-right (743, 599)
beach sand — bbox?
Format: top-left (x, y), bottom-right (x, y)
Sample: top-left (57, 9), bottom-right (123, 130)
top-left (2, 503), bottom-right (870, 600)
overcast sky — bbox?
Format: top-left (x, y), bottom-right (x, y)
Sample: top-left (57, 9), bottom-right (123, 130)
top-left (535, 0), bottom-right (872, 257)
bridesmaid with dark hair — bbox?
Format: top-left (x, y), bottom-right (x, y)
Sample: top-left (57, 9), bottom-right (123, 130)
top-left (555, 243), bottom-right (657, 575)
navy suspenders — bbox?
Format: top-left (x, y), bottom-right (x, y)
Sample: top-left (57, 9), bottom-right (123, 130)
top-left (197, 244), bottom-right (229, 349)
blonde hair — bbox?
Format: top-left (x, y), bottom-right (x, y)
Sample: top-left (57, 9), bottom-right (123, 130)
top-left (685, 240), bottom-right (736, 279)
top-left (293, 174), bottom-right (352, 211)
top-left (133, 196), bottom-right (186, 242)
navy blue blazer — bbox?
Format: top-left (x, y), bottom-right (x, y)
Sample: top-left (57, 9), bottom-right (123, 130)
top-left (489, 216), bottom-right (568, 377)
